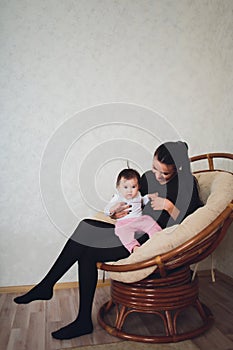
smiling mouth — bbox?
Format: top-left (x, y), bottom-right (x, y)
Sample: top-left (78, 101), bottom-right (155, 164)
top-left (158, 179), bottom-right (166, 184)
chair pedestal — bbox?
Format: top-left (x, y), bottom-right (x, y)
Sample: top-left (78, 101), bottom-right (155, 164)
top-left (98, 267), bottom-right (213, 343)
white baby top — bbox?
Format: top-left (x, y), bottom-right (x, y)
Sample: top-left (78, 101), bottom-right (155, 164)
top-left (104, 192), bottom-right (149, 221)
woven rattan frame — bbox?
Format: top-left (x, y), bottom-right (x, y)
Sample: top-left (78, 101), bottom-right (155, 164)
top-left (97, 153), bottom-right (233, 343)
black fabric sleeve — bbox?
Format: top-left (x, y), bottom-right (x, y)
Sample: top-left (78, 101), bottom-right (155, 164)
top-left (140, 173), bottom-right (149, 196)
top-left (186, 177), bottom-right (203, 216)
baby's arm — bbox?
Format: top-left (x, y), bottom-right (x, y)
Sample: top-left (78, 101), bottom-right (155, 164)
top-left (104, 194), bottom-right (119, 216)
top-left (142, 194), bottom-right (150, 206)
top-left (104, 194), bottom-right (129, 217)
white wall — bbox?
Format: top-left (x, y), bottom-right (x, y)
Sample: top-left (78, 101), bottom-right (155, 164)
top-left (1, 0), bottom-right (233, 286)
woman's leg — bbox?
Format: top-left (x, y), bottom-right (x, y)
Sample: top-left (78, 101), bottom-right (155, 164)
top-left (14, 239), bottom-right (86, 304)
top-left (14, 218), bottom-right (147, 340)
top-left (51, 244), bottom-right (130, 340)
top-left (14, 218), bottom-right (122, 304)
top-left (51, 234), bottom-right (151, 340)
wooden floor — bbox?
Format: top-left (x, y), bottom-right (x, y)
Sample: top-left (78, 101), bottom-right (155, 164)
top-left (1, 271), bottom-right (233, 350)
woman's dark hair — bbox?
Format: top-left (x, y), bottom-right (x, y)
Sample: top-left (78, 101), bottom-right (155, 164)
top-left (154, 141), bottom-right (190, 173)
top-left (116, 168), bottom-right (141, 187)
top-left (153, 141), bottom-right (195, 227)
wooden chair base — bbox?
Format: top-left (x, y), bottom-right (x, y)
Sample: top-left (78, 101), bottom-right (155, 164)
top-left (98, 267), bottom-right (214, 343)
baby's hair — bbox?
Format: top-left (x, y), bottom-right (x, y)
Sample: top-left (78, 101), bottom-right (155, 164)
top-left (116, 168), bottom-right (140, 187)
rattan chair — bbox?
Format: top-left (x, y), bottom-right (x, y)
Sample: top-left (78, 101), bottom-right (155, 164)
top-left (97, 153), bottom-right (233, 343)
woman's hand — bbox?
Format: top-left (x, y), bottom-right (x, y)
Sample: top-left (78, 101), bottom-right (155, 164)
top-left (110, 202), bottom-right (131, 220)
top-left (148, 192), bottom-right (166, 211)
top-left (148, 193), bottom-right (180, 220)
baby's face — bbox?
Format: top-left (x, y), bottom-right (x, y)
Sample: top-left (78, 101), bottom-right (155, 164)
top-left (117, 177), bottom-right (139, 200)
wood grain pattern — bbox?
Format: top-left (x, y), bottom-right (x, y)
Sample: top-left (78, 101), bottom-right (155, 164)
top-left (0, 271), bottom-right (233, 350)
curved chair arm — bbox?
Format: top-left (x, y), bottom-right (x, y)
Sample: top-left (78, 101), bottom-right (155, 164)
top-left (97, 254), bottom-right (162, 272)
top-left (97, 203), bottom-right (233, 274)
top-left (190, 153), bottom-right (233, 172)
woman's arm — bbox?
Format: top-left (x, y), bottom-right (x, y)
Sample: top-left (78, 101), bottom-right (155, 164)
top-left (164, 198), bottom-right (180, 220)
top-left (109, 202), bottom-right (131, 219)
top-left (105, 199), bottom-right (130, 218)
top-left (148, 193), bottom-right (180, 221)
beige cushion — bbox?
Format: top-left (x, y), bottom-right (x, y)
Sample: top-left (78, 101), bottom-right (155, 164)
top-left (107, 171), bottom-right (233, 283)
top-left (94, 211), bottom-right (116, 225)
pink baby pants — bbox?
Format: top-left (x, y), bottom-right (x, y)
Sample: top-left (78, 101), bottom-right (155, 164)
top-left (115, 215), bottom-right (162, 253)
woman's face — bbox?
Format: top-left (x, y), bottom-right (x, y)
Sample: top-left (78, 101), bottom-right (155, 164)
top-left (152, 156), bottom-right (176, 185)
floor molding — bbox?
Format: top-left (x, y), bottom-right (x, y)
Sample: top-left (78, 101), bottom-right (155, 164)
top-left (0, 279), bottom-right (111, 294)
top-left (197, 269), bottom-right (233, 285)
top-left (214, 269), bottom-right (233, 286)
top-left (1, 269), bottom-right (232, 294)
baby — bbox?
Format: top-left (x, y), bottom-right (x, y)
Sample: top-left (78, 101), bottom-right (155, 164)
top-left (104, 168), bottom-right (162, 253)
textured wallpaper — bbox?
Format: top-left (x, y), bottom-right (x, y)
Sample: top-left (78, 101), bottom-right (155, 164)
top-left (0, 0), bottom-right (233, 286)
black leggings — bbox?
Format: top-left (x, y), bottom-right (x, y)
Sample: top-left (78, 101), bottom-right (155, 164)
top-left (42, 219), bottom-right (149, 324)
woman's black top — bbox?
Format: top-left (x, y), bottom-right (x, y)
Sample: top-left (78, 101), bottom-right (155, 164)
top-left (140, 171), bottom-right (203, 229)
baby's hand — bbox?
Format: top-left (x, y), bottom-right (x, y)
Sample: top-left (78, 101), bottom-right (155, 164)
top-left (132, 245), bottom-right (140, 253)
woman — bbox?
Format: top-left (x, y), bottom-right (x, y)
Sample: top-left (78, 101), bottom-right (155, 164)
top-left (14, 141), bottom-right (202, 340)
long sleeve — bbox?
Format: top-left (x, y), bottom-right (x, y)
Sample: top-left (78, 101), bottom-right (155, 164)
top-left (140, 173), bottom-right (149, 196)
top-left (104, 194), bottom-right (120, 216)
top-left (142, 194), bottom-right (150, 206)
